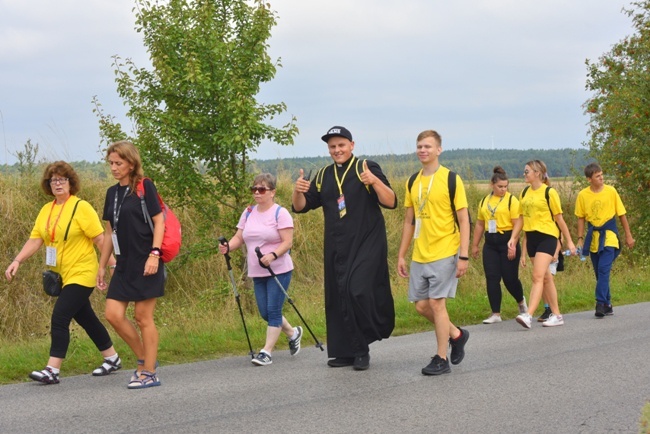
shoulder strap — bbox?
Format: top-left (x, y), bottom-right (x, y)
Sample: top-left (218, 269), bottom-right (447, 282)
top-left (315, 166), bottom-right (328, 193)
top-left (508, 193), bottom-right (513, 210)
top-left (245, 204), bottom-right (282, 223)
top-left (448, 171), bottom-right (458, 225)
top-left (479, 195), bottom-right (488, 209)
top-left (521, 185), bottom-right (530, 198)
top-left (407, 171), bottom-right (419, 193)
top-left (63, 200), bottom-right (82, 241)
top-left (138, 179), bottom-right (155, 232)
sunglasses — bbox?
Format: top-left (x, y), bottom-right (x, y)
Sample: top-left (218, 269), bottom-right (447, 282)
top-left (250, 186), bottom-right (269, 194)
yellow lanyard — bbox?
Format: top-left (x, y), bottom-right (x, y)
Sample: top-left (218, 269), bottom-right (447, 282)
top-left (334, 156), bottom-right (356, 195)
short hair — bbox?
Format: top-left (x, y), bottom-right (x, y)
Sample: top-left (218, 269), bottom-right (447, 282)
top-left (526, 159), bottom-right (550, 186)
top-left (584, 162), bottom-right (602, 178)
top-left (491, 166), bottom-right (509, 184)
top-left (41, 161), bottom-right (80, 197)
top-left (253, 173), bottom-right (276, 190)
top-left (416, 130), bottom-right (442, 146)
top-left (105, 140), bottom-right (144, 192)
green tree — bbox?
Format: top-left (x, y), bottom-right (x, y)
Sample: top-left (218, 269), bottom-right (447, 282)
top-left (94, 0), bottom-right (297, 248)
top-left (584, 0), bottom-right (650, 251)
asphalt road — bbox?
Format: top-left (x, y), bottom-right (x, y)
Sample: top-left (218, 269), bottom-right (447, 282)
top-left (1, 302), bottom-right (648, 434)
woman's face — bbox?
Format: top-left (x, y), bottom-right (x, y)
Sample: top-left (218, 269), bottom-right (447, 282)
top-left (108, 152), bottom-right (134, 184)
top-left (523, 165), bottom-right (536, 184)
top-left (49, 174), bottom-right (71, 201)
top-left (250, 182), bottom-right (274, 205)
top-left (492, 179), bottom-right (508, 197)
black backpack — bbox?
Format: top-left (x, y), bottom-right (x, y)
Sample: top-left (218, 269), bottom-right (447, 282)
top-left (407, 170), bottom-right (469, 231)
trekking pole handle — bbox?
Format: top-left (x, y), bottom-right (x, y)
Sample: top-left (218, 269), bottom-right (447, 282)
top-left (254, 247), bottom-right (274, 273)
top-left (218, 236), bottom-right (233, 269)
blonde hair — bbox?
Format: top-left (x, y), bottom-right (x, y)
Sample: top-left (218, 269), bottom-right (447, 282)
top-left (526, 159), bottom-right (550, 186)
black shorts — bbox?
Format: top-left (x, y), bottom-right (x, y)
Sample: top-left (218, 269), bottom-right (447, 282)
top-left (525, 231), bottom-right (558, 258)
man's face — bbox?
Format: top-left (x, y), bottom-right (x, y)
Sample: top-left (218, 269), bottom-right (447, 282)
top-left (416, 137), bottom-right (442, 164)
top-left (588, 171), bottom-right (604, 189)
top-left (327, 137), bottom-right (354, 164)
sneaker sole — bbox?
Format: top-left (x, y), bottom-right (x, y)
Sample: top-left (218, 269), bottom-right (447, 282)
top-left (542, 321), bottom-right (564, 327)
top-left (515, 317), bottom-right (531, 329)
top-left (422, 367), bottom-right (451, 376)
top-left (251, 360), bottom-right (272, 366)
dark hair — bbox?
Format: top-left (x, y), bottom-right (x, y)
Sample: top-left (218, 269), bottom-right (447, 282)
top-left (41, 161), bottom-right (80, 197)
top-left (584, 162), bottom-right (602, 178)
top-left (490, 166), bottom-right (508, 184)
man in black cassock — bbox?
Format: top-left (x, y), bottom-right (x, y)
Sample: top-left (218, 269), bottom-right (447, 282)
top-left (292, 126), bottom-right (396, 370)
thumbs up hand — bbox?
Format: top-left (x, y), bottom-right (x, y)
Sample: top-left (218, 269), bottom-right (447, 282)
top-left (294, 168), bottom-right (311, 193)
top-left (359, 159), bottom-right (376, 186)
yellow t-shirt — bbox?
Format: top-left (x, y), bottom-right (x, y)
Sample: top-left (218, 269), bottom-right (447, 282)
top-left (519, 186), bottom-right (562, 238)
top-left (30, 196), bottom-right (104, 288)
top-left (477, 192), bottom-right (520, 233)
top-left (404, 166), bottom-right (468, 263)
top-left (575, 185), bottom-right (625, 251)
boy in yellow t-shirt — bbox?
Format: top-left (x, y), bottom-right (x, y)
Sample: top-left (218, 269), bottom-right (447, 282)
top-left (575, 163), bottom-right (635, 317)
top-left (397, 130), bottom-right (470, 376)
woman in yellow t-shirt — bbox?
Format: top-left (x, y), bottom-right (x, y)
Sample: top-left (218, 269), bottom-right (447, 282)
top-left (472, 166), bottom-right (527, 324)
top-left (4, 162), bottom-right (119, 385)
top-left (510, 160), bottom-right (576, 329)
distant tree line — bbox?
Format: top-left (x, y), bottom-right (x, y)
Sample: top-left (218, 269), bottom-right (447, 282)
top-left (252, 148), bottom-right (594, 181)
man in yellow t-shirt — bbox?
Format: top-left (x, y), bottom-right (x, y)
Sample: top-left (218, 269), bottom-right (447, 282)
top-left (397, 130), bottom-right (470, 376)
top-left (575, 163), bottom-right (635, 317)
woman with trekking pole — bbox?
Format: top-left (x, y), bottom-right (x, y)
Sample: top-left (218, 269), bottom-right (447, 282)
top-left (219, 173), bottom-right (302, 366)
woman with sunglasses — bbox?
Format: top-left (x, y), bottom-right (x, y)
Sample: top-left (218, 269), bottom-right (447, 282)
top-left (5, 161), bottom-right (120, 384)
top-left (511, 160), bottom-right (576, 329)
top-left (219, 173), bottom-right (302, 366)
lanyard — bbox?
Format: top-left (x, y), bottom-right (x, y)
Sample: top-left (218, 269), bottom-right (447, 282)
top-left (334, 156), bottom-right (356, 195)
top-left (486, 192), bottom-right (505, 219)
top-left (46, 197), bottom-right (70, 244)
top-left (417, 169), bottom-right (436, 217)
top-left (113, 186), bottom-right (130, 232)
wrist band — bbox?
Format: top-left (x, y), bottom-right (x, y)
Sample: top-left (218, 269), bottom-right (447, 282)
top-left (271, 252), bottom-right (278, 259)
top-left (149, 254), bottom-right (161, 259)
top-left (151, 247), bottom-right (162, 255)
top-left (458, 256), bottom-right (469, 261)
top-left (12, 258), bottom-right (21, 264)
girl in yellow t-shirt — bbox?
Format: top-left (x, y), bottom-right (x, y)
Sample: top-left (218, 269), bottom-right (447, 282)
top-left (510, 160), bottom-right (576, 329)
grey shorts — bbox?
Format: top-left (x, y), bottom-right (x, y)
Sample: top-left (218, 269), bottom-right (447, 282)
top-left (408, 255), bottom-right (458, 302)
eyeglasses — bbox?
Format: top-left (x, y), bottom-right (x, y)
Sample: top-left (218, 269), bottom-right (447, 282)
top-left (250, 186), bottom-right (269, 194)
top-left (523, 170), bottom-right (530, 175)
top-left (49, 178), bottom-right (69, 185)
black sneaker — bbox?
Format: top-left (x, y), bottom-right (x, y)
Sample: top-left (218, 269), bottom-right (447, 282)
top-left (29, 367), bottom-right (60, 384)
top-left (288, 326), bottom-right (302, 356)
top-left (449, 328), bottom-right (469, 365)
top-left (353, 353), bottom-right (370, 371)
top-left (327, 357), bottom-right (354, 368)
top-left (251, 352), bottom-right (272, 366)
top-left (595, 303), bottom-right (606, 318)
top-left (422, 355), bottom-right (451, 376)
top-left (537, 307), bottom-right (552, 322)
top-left (604, 304), bottom-right (614, 316)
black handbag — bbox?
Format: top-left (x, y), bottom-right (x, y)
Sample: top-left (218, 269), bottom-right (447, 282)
top-left (42, 270), bottom-right (63, 296)
top-left (42, 200), bottom-right (81, 297)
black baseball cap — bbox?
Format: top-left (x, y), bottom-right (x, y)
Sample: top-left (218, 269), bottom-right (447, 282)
top-left (321, 126), bottom-right (353, 143)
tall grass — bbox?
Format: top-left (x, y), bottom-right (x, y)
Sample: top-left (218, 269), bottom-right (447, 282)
top-left (0, 165), bottom-right (648, 384)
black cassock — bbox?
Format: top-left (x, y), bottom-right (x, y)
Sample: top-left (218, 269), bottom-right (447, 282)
top-left (293, 156), bottom-right (396, 358)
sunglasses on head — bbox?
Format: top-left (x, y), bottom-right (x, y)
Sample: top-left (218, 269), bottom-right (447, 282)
top-left (250, 186), bottom-right (269, 194)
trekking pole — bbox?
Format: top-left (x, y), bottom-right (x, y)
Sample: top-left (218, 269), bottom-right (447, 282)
top-left (218, 236), bottom-right (255, 359)
top-left (254, 247), bottom-right (324, 351)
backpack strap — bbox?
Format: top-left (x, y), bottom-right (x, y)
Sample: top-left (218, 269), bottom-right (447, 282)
top-left (315, 166), bottom-right (327, 193)
top-left (63, 200), bottom-right (82, 241)
top-left (508, 193), bottom-right (513, 210)
top-left (244, 205), bottom-right (282, 223)
top-left (137, 178), bottom-right (155, 233)
top-left (407, 171), bottom-right (419, 194)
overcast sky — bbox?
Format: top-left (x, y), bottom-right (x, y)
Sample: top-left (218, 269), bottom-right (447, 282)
top-left (0, 0), bottom-right (636, 165)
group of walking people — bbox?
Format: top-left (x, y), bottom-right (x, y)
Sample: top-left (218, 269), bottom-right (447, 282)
top-left (4, 125), bottom-right (635, 386)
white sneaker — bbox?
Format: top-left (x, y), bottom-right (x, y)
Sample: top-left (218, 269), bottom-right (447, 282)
top-left (515, 313), bottom-right (532, 329)
top-left (483, 314), bottom-right (502, 324)
top-left (542, 313), bottom-right (564, 327)
top-left (519, 296), bottom-right (528, 314)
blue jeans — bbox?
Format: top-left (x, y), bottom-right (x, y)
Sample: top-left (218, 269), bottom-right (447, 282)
top-left (589, 247), bottom-right (619, 304)
top-left (252, 271), bottom-right (292, 327)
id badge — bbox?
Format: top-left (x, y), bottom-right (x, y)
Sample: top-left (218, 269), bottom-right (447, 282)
top-left (337, 195), bottom-right (347, 218)
top-left (111, 232), bottom-right (121, 255)
top-left (414, 218), bottom-right (422, 239)
top-left (46, 246), bottom-right (57, 267)
top-left (488, 219), bottom-right (497, 234)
